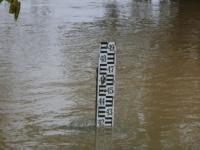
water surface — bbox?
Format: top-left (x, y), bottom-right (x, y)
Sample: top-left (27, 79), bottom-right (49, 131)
top-left (0, 0), bottom-right (200, 149)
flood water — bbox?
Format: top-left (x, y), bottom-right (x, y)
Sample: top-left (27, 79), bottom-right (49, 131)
top-left (0, 0), bottom-right (200, 149)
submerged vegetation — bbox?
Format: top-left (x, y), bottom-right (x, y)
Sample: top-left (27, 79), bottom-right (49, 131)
top-left (0, 0), bottom-right (21, 21)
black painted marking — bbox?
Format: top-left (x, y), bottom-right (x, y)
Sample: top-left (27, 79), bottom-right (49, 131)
top-left (106, 100), bottom-right (113, 107)
top-left (99, 64), bottom-right (107, 75)
top-left (99, 85), bottom-right (106, 96)
top-left (107, 53), bottom-right (115, 64)
top-left (106, 75), bottom-right (114, 85)
top-left (100, 64), bottom-right (107, 70)
top-left (98, 107), bottom-right (105, 117)
top-left (105, 117), bottom-right (112, 124)
top-left (101, 42), bottom-right (108, 45)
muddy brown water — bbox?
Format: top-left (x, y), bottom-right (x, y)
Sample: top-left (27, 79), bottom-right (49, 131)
top-left (0, 0), bottom-right (200, 149)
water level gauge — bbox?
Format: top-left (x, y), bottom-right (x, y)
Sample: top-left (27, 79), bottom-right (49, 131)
top-left (96, 42), bottom-right (116, 127)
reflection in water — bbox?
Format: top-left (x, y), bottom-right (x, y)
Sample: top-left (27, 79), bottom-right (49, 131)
top-left (95, 128), bottom-right (113, 150)
top-left (103, 1), bottom-right (119, 39)
top-left (0, 0), bottom-right (200, 149)
top-left (141, 0), bottom-right (200, 149)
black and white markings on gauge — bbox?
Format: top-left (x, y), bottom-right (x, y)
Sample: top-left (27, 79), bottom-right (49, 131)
top-left (96, 42), bottom-right (116, 127)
